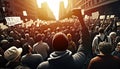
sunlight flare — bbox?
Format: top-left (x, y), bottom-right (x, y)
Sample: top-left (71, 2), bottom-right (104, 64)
top-left (36, 0), bottom-right (68, 20)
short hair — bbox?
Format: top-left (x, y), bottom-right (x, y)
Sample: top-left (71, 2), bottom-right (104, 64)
top-left (117, 42), bottom-right (120, 46)
top-left (52, 32), bottom-right (68, 51)
top-left (98, 27), bottom-right (104, 33)
top-left (98, 42), bottom-right (113, 55)
top-left (23, 43), bottom-right (31, 53)
top-left (109, 32), bottom-right (116, 37)
top-left (36, 34), bottom-right (42, 42)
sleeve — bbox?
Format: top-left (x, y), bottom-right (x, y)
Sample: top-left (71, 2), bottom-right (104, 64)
top-left (87, 59), bottom-right (96, 69)
top-left (92, 36), bottom-right (98, 53)
top-left (77, 14), bottom-right (92, 55)
top-left (107, 36), bottom-right (112, 44)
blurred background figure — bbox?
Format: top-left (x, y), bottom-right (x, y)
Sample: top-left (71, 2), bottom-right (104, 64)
top-left (108, 32), bottom-right (117, 50)
top-left (67, 33), bottom-right (77, 54)
top-left (33, 34), bottom-right (49, 60)
top-left (21, 43), bottom-right (43, 69)
top-left (88, 42), bottom-right (120, 69)
top-left (112, 42), bottom-right (120, 58)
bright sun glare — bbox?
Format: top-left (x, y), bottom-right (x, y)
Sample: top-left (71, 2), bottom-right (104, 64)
top-left (36, 0), bottom-right (68, 20)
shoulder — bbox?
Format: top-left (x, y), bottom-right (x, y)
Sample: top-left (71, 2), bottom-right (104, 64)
top-left (43, 42), bottom-right (49, 48)
top-left (33, 43), bottom-right (39, 47)
top-left (37, 61), bottom-right (49, 69)
top-left (88, 55), bottom-right (102, 66)
top-left (113, 56), bottom-right (120, 61)
top-left (43, 42), bottom-right (49, 45)
top-left (73, 52), bottom-right (86, 63)
top-left (90, 56), bottom-right (101, 62)
top-left (21, 55), bottom-right (27, 60)
top-left (32, 54), bottom-right (42, 57)
top-left (93, 35), bottom-right (99, 40)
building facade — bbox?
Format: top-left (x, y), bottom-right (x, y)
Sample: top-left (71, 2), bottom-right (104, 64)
top-left (0, 0), bottom-right (38, 21)
top-left (73, 0), bottom-right (120, 17)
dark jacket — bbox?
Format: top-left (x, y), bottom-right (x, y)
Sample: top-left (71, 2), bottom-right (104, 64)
top-left (21, 54), bottom-right (43, 69)
top-left (88, 55), bottom-right (120, 69)
top-left (112, 50), bottom-right (120, 58)
top-left (37, 50), bottom-right (86, 69)
top-left (37, 10), bottom-right (91, 69)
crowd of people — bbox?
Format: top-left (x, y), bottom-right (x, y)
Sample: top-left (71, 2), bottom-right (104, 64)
top-left (0, 9), bottom-right (120, 69)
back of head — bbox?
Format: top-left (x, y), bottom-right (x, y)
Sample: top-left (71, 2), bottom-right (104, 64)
top-left (1, 39), bottom-right (9, 44)
top-left (109, 32), bottom-right (116, 38)
top-left (23, 43), bottom-right (31, 54)
top-left (115, 42), bottom-right (120, 51)
top-left (25, 33), bottom-right (30, 39)
top-left (52, 32), bottom-right (68, 51)
top-left (36, 34), bottom-right (42, 42)
top-left (8, 37), bottom-right (14, 42)
top-left (1, 40), bottom-right (9, 51)
top-left (98, 27), bottom-right (104, 34)
top-left (99, 42), bottom-right (112, 55)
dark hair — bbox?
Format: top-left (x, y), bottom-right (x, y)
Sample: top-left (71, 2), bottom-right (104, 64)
top-left (36, 34), bottom-right (42, 42)
top-left (98, 42), bottom-right (113, 55)
top-left (98, 27), bottom-right (104, 33)
top-left (23, 43), bottom-right (31, 54)
top-left (52, 32), bottom-right (68, 51)
top-left (8, 37), bottom-right (14, 42)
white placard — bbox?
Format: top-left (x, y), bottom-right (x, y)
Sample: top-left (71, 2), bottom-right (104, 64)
top-left (92, 11), bottom-right (99, 19)
top-left (110, 15), bottom-right (115, 18)
top-left (23, 11), bottom-right (27, 16)
top-left (100, 15), bottom-right (105, 19)
top-left (5, 17), bottom-right (23, 26)
top-left (117, 22), bottom-right (120, 26)
top-left (106, 15), bottom-right (110, 19)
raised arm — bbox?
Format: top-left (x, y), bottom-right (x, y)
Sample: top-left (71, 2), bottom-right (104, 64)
top-left (72, 9), bottom-right (92, 55)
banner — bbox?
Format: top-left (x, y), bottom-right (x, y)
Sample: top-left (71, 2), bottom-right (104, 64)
top-left (5, 17), bottom-right (23, 26)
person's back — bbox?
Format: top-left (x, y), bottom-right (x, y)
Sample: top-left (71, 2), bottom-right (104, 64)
top-left (22, 54), bottom-right (43, 69)
top-left (21, 43), bottom-right (43, 69)
top-left (92, 27), bottom-right (111, 55)
top-left (88, 55), bottom-right (120, 69)
top-left (88, 42), bottom-right (120, 69)
top-left (38, 51), bottom-right (76, 69)
top-left (33, 41), bottom-right (49, 59)
top-left (37, 9), bottom-right (91, 69)
top-left (33, 34), bottom-right (49, 60)
top-left (37, 32), bottom-right (86, 69)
